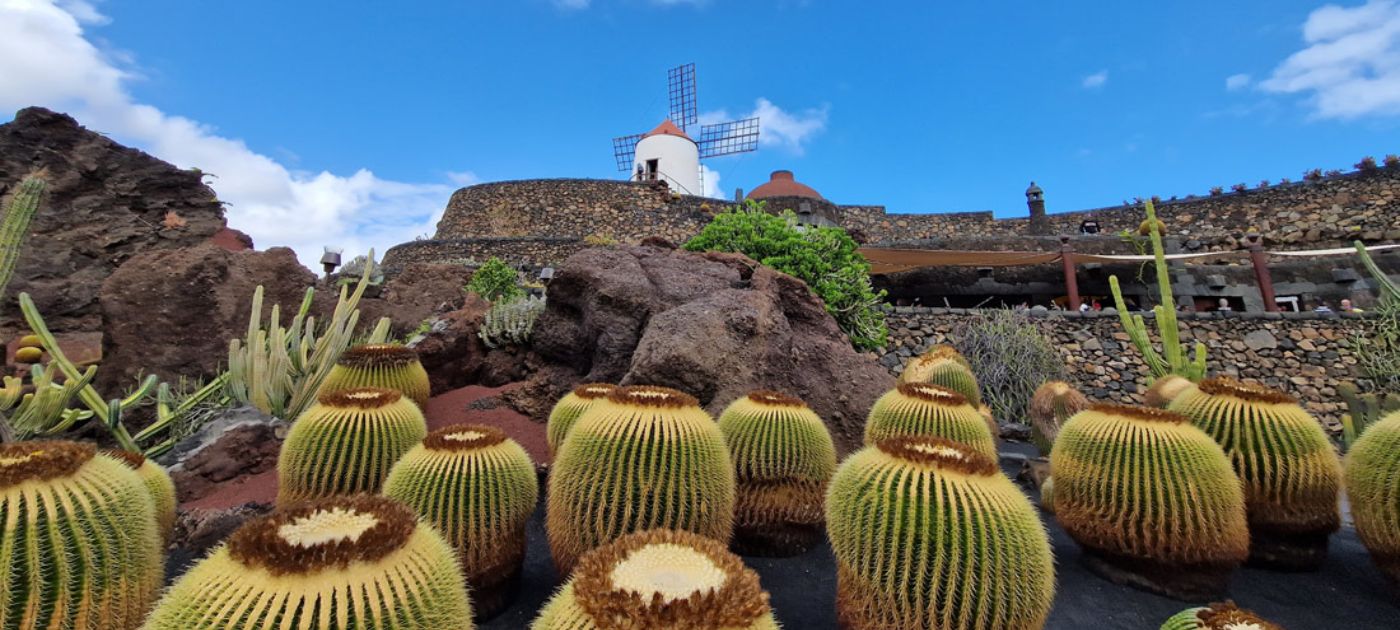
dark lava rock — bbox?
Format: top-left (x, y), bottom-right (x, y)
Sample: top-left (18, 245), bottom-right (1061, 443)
top-left (167, 411), bottom-right (286, 504)
top-left (409, 295), bottom-right (493, 394)
top-left (332, 262), bottom-right (473, 337)
top-left (169, 503), bottom-right (272, 563)
top-left (514, 245), bottom-right (893, 454)
top-left (0, 107), bottom-right (227, 338)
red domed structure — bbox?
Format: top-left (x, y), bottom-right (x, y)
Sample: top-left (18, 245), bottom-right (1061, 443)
top-left (747, 170), bottom-right (824, 201)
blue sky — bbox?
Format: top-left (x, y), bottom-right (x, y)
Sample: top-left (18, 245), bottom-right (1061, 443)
top-left (4, 0), bottom-right (1400, 264)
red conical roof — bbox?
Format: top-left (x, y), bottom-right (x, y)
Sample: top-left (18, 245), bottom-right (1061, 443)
top-left (643, 119), bottom-right (692, 141)
top-left (747, 170), bottom-right (823, 200)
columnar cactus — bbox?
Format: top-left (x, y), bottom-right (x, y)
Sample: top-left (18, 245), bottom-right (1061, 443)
top-left (1169, 377), bottom-right (1343, 570)
top-left (277, 387), bottom-right (427, 506)
top-left (718, 390), bottom-right (838, 556)
top-left (545, 382), bottom-right (617, 457)
top-left (547, 385), bottom-right (735, 575)
top-left (827, 436), bottom-right (1055, 630)
top-left (1028, 380), bottom-right (1090, 454)
top-left (896, 344), bottom-right (982, 405)
top-left (1145, 374), bottom-right (1195, 408)
top-left (1051, 404), bottom-right (1249, 599)
top-left (533, 529), bottom-right (780, 630)
top-left (1343, 408), bottom-right (1400, 584)
top-left (1159, 602), bottom-right (1283, 630)
top-left (141, 495), bottom-right (474, 629)
top-left (0, 175), bottom-right (45, 299)
top-left (102, 448), bottom-right (178, 543)
top-left (384, 424), bottom-right (538, 620)
top-left (863, 382), bottom-right (998, 461)
top-left (1, 440), bottom-right (163, 630)
top-left (318, 342), bottom-right (431, 408)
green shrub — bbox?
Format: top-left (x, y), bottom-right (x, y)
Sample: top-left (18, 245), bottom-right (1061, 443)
top-left (952, 309), bottom-right (1065, 423)
top-left (467, 257), bottom-right (523, 302)
top-left (683, 200), bottom-right (888, 350)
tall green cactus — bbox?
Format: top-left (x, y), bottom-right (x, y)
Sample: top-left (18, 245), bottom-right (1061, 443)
top-left (0, 175), bottom-right (45, 298)
top-left (1109, 201), bottom-right (1208, 381)
top-left (0, 363), bottom-right (94, 443)
top-left (1350, 240), bottom-right (1400, 392)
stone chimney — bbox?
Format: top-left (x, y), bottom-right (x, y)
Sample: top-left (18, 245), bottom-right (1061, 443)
top-left (1026, 181), bottom-right (1048, 235)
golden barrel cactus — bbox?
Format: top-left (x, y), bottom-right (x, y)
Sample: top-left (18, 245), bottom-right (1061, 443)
top-left (546, 382), bottom-right (617, 457)
top-left (277, 387), bottom-right (428, 507)
top-left (718, 390), bottom-right (838, 556)
top-left (1159, 602), bottom-right (1283, 630)
top-left (546, 385), bottom-right (735, 576)
top-left (1, 440), bottom-right (163, 630)
top-left (532, 529), bottom-right (780, 630)
top-left (863, 382), bottom-right (998, 461)
top-left (141, 495), bottom-right (474, 629)
top-left (1051, 404), bottom-right (1249, 599)
top-left (827, 436), bottom-right (1055, 630)
top-left (897, 344), bottom-right (982, 405)
top-left (102, 449), bottom-right (177, 543)
top-left (318, 343), bottom-right (431, 408)
top-left (1028, 380), bottom-right (1090, 454)
top-left (384, 423), bottom-right (538, 620)
top-left (1344, 408), bottom-right (1400, 584)
top-left (1169, 377), bottom-right (1343, 570)
top-left (1145, 374), bottom-right (1195, 408)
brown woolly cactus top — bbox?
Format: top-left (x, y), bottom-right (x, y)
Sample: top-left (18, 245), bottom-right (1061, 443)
top-left (317, 386), bottom-right (404, 409)
top-left (910, 344), bottom-right (970, 368)
top-left (1089, 403), bottom-right (1191, 425)
top-left (745, 390), bottom-right (808, 408)
top-left (227, 495), bottom-right (417, 576)
top-left (572, 529), bottom-right (771, 628)
top-left (572, 383), bottom-right (619, 400)
top-left (0, 440), bottom-right (94, 489)
top-left (876, 436), bottom-right (998, 476)
top-left (896, 382), bottom-right (969, 406)
top-left (1195, 601), bottom-right (1282, 630)
top-left (422, 423), bottom-right (508, 452)
top-left (608, 385), bottom-right (700, 409)
top-left (1197, 377), bottom-right (1296, 405)
top-left (101, 448), bottom-right (148, 470)
top-left (337, 343), bottom-right (421, 369)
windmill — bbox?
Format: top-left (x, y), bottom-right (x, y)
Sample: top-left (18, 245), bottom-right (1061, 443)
top-left (612, 63), bottom-right (760, 197)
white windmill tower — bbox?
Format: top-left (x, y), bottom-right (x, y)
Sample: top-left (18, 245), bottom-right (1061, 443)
top-left (612, 63), bottom-right (760, 197)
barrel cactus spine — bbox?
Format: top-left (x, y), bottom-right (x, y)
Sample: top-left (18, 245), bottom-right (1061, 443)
top-left (384, 423), bottom-right (538, 620)
top-left (1344, 408), bottom-right (1400, 586)
top-left (318, 342), bottom-right (431, 408)
top-left (1028, 380), bottom-right (1090, 454)
top-left (1159, 601), bottom-right (1283, 630)
top-left (532, 529), bottom-right (780, 630)
top-left (1051, 404), bottom-right (1249, 599)
top-left (102, 448), bottom-right (178, 543)
top-left (1169, 377), bottom-right (1343, 570)
top-left (1, 440), bottom-right (163, 630)
top-left (896, 344), bottom-right (982, 405)
top-left (863, 382), bottom-right (998, 461)
top-left (277, 387), bottom-right (427, 507)
top-left (141, 494), bottom-right (474, 629)
top-left (827, 436), bottom-right (1055, 630)
top-left (718, 390), bottom-right (837, 556)
top-left (545, 382), bottom-right (617, 457)
top-left (546, 385), bottom-right (735, 576)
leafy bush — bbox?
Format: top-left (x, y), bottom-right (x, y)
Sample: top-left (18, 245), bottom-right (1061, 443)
top-left (480, 295), bottom-right (546, 349)
top-left (1209, 186), bottom-right (1224, 196)
top-left (950, 310), bottom-right (1065, 424)
top-left (466, 257), bottom-right (523, 302)
top-left (683, 201), bottom-right (888, 350)
top-left (1231, 182), bottom-right (1248, 193)
top-left (1357, 156), bottom-right (1379, 171)
top-left (583, 233), bottom-right (618, 247)
top-left (1385, 154), bottom-right (1400, 168)
top-left (1304, 168), bottom-right (1323, 181)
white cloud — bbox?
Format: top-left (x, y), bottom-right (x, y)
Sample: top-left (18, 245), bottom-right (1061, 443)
top-left (700, 97), bottom-right (828, 156)
top-left (1260, 0), bottom-right (1400, 118)
top-left (700, 164), bottom-right (722, 198)
top-left (0, 0), bottom-right (455, 267)
top-left (1226, 73), bottom-right (1252, 90)
top-left (1082, 70), bottom-right (1109, 89)
top-left (446, 170), bottom-right (480, 186)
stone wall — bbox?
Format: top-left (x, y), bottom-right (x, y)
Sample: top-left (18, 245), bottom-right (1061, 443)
top-left (384, 237), bottom-right (585, 271)
top-left (881, 307), bottom-right (1375, 429)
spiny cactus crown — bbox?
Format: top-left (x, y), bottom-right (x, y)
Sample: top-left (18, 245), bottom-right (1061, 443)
top-left (573, 383), bottom-right (618, 400)
top-left (896, 382), bottom-right (968, 406)
top-left (227, 495), bottom-right (417, 576)
top-left (609, 384), bottom-right (699, 408)
top-left (337, 343), bottom-right (421, 368)
top-left (1181, 601), bottom-right (1282, 630)
top-left (101, 448), bottom-right (148, 470)
top-left (423, 423), bottom-right (509, 451)
top-left (1088, 402), bottom-right (1190, 424)
top-left (875, 435), bottom-right (998, 476)
top-left (318, 386), bottom-right (403, 408)
top-left (744, 390), bottom-right (807, 408)
top-left (1195, 377), bottom-right (1296, 404)
top-left (0, 440), bottom-right (93, 487)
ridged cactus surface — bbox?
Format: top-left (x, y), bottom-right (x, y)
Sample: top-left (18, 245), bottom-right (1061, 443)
top-left (1051, 405), bottom-right (1249, 570)
top-left (277, 387), bottom-right (427, 506)
top-left (827, 436), bottom-right (1055, 630)
top-left (1344, 408), bottom-right (1400, 583)
top-left (863, 382), bottom-right (997, 460)
top-left (546, 383), bottom-right (617, 456)
top-left (896, 345), bottom-right (982, 405)
top-left (1028, 380), bottom-right (1090, 454)
top-left (719, 390), bottom-right (837, 555)
top-left (141, 495), bottom-right (473, 629)
top-left (546, 385), bottom-right (735, 576)
top-left (102, 449), bottom-right (178, 543)
top-left (1, 440), bottom-right (163, 630)
top-left (318, 343), bottom-right (431, 408)
top-left (384, 423), bottom-right (538, 619)
top-left (532, 529), bottom-right (779, 630)
top-left (1145, 374), bottom-right (1195, 408)
top-left (1159, 602), bottom-right (1283, 630)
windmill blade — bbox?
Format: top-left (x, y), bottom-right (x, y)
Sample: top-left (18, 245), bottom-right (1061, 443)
top-left (612, 133), bottom-right (644, 171)
top-left (668, 63), bottom-right (698, 131)
top-left (697, 117), bottom-right (760, 159)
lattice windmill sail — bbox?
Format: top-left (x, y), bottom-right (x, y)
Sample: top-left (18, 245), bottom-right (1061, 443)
top-left (612, 63), bottom-right (760, 197)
